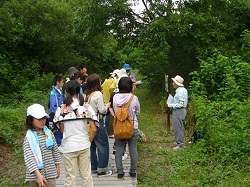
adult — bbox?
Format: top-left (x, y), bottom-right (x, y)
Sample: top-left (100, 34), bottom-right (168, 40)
top-left (85, 74), bottom-right (112, 177)
top-left (113, 77), bottom-right (140, 179)
top-left (122, 64), bottom-right (136, 83)
top-left (101, 69), bottom-right (119, 134)
top-left (168, 75), bottom-right (188, 150)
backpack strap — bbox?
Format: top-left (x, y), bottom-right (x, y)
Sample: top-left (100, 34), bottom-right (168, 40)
top-left (124, 95), bottom-right (134, 108)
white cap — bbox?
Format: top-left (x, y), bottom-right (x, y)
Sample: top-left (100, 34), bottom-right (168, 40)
top-left (27, 104), bottom-right (49, 119)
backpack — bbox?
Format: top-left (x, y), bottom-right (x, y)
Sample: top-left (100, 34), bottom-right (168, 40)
top-left (113, 95), bottom-right (134, 139)
top-left (191, 129), bottom-right (204, 143)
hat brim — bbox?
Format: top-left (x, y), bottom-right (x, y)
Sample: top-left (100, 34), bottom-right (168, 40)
top-left (34, 113), bottom-right (49, 119)
top-left (171, 78), bottom-right (184, 86)
top-left (124, 67), bottom-right (132, 70)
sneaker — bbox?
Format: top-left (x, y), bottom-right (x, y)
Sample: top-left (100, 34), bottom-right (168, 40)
top-left (129, 172), bottom-right (136, 178)
top-left (92, 170), bottom-right (98, 173)
top-left (111, 154), bottom-right (115, 160)
top-left (97, 170), bottom-right (112, 177)
top-left (118, 173), bottom-right (124, 180)
top-left (122, 153), bottom-right (127, 160)
top-left (173, 146), bottom-right (185, 150)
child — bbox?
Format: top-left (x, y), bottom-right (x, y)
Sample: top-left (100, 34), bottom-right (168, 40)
top-left (54, 80), bottom-right (98, 186)
top-left (23, 103), bottom-right (61, 187)
top-left (48, 75), bottom-right (64, 150)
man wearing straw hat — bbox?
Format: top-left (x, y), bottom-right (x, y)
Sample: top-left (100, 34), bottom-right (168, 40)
top-left (168, 75), bottom-right (188, 150)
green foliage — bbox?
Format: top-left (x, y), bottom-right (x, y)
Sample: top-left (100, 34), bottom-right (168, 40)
top-left (241, 29), bottom-right (250, 62)
top-left (192, 96), bottom-right (250, 162)
top-left (190, 51), bottom-right (250, 101)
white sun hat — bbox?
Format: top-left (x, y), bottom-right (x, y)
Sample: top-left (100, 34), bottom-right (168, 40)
top-left (27, 104), bottom-right (49, 119)
top-left (117, 68), bottom-right (128, 78)
top-left (171, 75), bottom-right (184, 86)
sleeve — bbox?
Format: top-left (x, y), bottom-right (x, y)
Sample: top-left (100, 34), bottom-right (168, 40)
top-left (23, 137), bottom-right (39, 174)
top-left (134, 96), bottom-right (140, 115)
top-left (95, 92), bottom-right (108, 114)
top-left (50, 91), bottom-right (57, 113)
top-left (130, 72), bottom-right (136, 82)
top-left (109, 79), bottom-right (117, 94)
top-left (51, 133), bottom-right (61, 164)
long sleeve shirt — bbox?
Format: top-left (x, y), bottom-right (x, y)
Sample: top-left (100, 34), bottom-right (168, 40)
top-left (23, 131), bottom-right (61, 183)
top-left (171, 87), bottom-right (188, 109)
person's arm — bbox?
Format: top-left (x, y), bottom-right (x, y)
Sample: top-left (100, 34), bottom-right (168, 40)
top-left (134, 96), bottom-right (140, 115)
top-left (89, 120), bottom-right (97, 142)
top-left (95, 92), bottom-right (109, 114)
top-left (34, 169), bottom-right (48, 187)
top-left (59, 123), bottom-right (64, 132)
top-left (23, 137), bottom-right (48, 186)
top-left (130, 72), bottom-right (136, 83)
top-left (109, 107), bottom-right (115, 117)
top-left (50, 91), bottom-right (57, 113)
top-left (55, 164), bottom-right (60, 179)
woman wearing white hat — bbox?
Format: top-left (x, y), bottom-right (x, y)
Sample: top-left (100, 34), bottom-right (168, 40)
top-left (168, 75), bottom-right (188, 150)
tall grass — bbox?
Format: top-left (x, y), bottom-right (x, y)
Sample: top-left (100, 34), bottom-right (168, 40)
top-left (136, 86), bottom-right (250, 187)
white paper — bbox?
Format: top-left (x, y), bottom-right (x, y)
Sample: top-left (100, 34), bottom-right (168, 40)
top-left (167, 94), bottom-right (174, 105)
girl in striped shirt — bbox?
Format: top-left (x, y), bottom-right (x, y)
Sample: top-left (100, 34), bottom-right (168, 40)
top-left (23, 104), bottom-right (61, 187)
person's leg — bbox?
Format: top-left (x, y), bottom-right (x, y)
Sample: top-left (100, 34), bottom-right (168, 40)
top-left (115, 138), bottom-right (126, 175)
top-left (172, 109), bottom-right (186, 147)
top-left (127, 129), bottom-right (139, 175)
top-left (93, 120), bottom-right (110, 173)
top-left (78, 149), bottom-right (93, 187)
top-left (64, 152), bottom-right (78, 187)
top-left (104, 114), bottom-right (109, 134)
top-left (108, 114), bottom-right (114, 136)
top-left (90, 140), bottom-right (97, 171)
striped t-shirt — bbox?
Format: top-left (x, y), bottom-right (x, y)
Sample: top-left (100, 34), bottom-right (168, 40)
top-left (23, 131), bottom-right (61, 183)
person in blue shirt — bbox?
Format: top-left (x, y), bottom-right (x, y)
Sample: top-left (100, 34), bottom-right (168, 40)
top-left (168, 75), bottom-right (188, 150)
top-left (49, 75), bottom-right (64, 150)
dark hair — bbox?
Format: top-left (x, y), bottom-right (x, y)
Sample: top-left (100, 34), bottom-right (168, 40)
top-left (79, 63), bottom-right (87, 70)
top-left (118, 77), bottom-right (133, 93)
top-left (53, 75), bottom-right (63, 86)
top-left (70, 71), bottom-right (86, 82)
top-left (26, 116), bottom-right (35, 131)
top-left (64, 80), bottom-right (84, 106)
top-left (85, 74), bottom-right (101, 95)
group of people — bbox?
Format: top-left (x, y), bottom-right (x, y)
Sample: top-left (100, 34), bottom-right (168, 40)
top-left (23, 63), bottom-right (146, 187)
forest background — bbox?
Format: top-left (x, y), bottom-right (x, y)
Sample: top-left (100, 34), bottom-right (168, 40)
top-left (0, 0), bottom-right (249, 186)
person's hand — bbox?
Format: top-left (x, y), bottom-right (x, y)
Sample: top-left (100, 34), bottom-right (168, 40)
top-left (105, 102), bottom-right (111, 108)
top-left (36, 173), bottom-right (47, 187)
top-left (56, 164), bottom-right (60, 179)
top-left (168, 104), bottom-right (173, 108)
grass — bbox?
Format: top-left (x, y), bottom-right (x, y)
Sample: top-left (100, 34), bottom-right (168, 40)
top-left (0, 84), bottom-right (249, 186)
